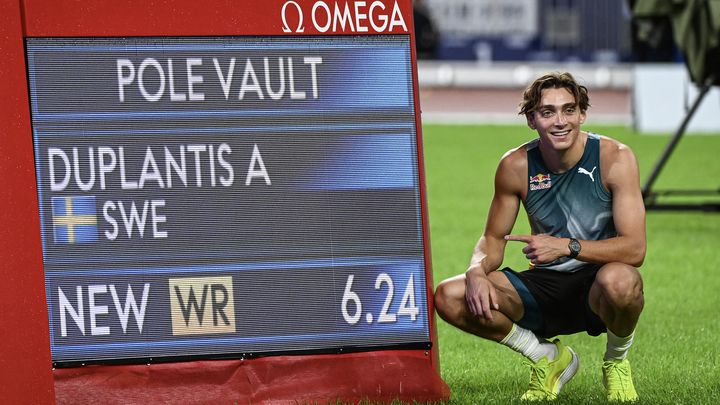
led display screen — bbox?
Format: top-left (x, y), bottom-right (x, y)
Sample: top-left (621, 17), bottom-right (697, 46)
top-left (26, 36), bottom-right (429, 364)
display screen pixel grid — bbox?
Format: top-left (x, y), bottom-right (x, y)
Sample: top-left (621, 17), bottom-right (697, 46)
top-left (26, 36), bottom-right (430, 363)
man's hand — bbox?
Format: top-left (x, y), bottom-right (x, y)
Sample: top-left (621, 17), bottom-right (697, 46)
top-left (504, 234), bottom-right (570, 264)
top-left (464, 267), bottom-right (499, 320)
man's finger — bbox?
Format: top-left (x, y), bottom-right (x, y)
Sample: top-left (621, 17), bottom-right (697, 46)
top-left (466, 295), bottom-right (477, 316)
top-left (505, 234), bottom-right (532, 243)
top-left (489, 287), bottom-right (499, 311)
top-left (480, 297), bottom-right (493, 321)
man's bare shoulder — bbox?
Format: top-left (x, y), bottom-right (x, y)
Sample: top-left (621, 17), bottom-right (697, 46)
top-left (496, 142), bottom-right (531, 195)
top-left (598, 135), bottom-right (637, 160)
top-left (498, 142), bottom-right (531, 172)
top-left (597, 135), bottom-right (640, 186)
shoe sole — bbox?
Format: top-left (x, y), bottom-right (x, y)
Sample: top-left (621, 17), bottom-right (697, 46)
top-left (554, 347), bottom-right (580, 395)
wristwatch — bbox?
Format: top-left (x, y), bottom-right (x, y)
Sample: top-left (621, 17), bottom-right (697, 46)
top-left (568, 238), bottom-right (581, 259)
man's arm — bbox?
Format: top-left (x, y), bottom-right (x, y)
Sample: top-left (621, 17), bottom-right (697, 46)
top-left (581, 140), bottom-right (646, 266)
top-left (505, 139), bottom-right (646, 267)
top-left (465, 149), bottom-right (525, 319)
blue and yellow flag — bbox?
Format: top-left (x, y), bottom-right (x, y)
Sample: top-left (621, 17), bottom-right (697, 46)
top-left (52, 196), bottom-right (98, 244)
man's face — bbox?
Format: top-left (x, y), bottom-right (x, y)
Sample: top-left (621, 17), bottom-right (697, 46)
top-left (526, 87), bottom-right (586, 151)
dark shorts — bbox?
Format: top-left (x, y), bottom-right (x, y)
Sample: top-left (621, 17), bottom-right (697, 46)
top-left (501, 265), bottom-right (606, 338)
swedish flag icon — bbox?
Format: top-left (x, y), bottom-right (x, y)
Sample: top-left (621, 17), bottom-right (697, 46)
top-left (52, 196), bottom-right (98, 244)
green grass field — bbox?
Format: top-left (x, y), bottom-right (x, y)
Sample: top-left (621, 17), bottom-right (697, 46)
top-left (422, 124), bottom-right (720, 404)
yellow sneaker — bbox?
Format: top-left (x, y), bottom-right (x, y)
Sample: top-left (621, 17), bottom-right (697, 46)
top-left (521, 339), bottom-right (580, 401)
top-left (603, 359), bottom-right (639, 402)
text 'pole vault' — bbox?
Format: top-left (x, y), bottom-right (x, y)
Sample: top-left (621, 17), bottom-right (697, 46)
top-left (116, 57), bottom-right (323, 102)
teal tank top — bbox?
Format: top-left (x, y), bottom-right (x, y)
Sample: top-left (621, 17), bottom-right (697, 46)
top-left (523, 133), bottom-right (615, 272)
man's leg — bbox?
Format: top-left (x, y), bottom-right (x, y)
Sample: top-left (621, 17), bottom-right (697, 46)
top-left (434, 271), bottom-right (579, 400)
top-left (589, 262), bottom-right (644, 337)
top-left (589, 262), bottom-right (644, 402)
top-left (434, 271), bottom-right (523, 341)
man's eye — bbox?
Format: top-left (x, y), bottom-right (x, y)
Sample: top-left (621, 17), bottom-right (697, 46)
top-left (542, 111), bottom-right (553, 118)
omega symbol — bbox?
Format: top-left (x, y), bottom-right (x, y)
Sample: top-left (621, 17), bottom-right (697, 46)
top-left (282, 1), bottom-right (305, 33)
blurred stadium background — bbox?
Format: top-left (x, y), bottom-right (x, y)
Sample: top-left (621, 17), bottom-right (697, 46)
top-left (413, 0), bottom-right (720, 132)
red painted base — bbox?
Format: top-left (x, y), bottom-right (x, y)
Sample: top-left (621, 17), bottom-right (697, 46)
top-left (54, 350), bottom-right (450, 404)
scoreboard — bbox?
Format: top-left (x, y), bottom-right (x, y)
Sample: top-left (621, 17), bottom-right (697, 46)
top-left (28, 35), bottom-right (428, 363)
top-left (3, 0), bottom-right (448, 402)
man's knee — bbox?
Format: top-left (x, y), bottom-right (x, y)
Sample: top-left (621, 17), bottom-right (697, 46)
top-left (434, 276), bottom-right (467, 322)
top-left (594, 263), bottom-right (644, 308)
top-left (434, 277), bottom-right (501, 332)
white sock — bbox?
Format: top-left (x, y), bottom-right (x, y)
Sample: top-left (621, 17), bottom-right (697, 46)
top-left (500, 324), bottom-right (557, 363)
top-left (604, 329), bottom-right (635, 360)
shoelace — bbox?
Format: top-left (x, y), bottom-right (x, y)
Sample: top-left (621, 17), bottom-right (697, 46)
top-left (604, 362), bottom-right (631, 390)
top-left (524, 361), bottom-right (553, 394)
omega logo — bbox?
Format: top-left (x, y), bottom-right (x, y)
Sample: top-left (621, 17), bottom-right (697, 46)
top-left (281, 0), bottom-right (408, 34)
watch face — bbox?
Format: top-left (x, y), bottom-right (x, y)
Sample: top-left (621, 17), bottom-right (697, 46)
top-left (570, 239), bottom-right (581, 254)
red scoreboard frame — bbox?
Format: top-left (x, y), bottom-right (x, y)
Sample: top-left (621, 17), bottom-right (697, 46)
top-left (1, 0), bottom-right (448, 403)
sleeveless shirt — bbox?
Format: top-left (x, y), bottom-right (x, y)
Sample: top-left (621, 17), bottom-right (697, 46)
top-left (523, 132), bottom-right (616, 272)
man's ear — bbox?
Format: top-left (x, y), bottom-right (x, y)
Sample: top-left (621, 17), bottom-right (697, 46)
top-left (526, 114), bottom-right (536, 130)
top-left (579, 111), bottom-right (587, 124)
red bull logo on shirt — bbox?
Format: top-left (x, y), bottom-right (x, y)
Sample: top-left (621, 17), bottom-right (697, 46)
top-left (529, 173), bottom-right (552, 191)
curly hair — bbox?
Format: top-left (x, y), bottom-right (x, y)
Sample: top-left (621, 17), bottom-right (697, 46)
top-left (518, 72), bottom-right (590, 116)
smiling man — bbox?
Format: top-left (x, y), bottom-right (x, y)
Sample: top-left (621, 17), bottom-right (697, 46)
top-left (434, 72), bottom-right (646, 402)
